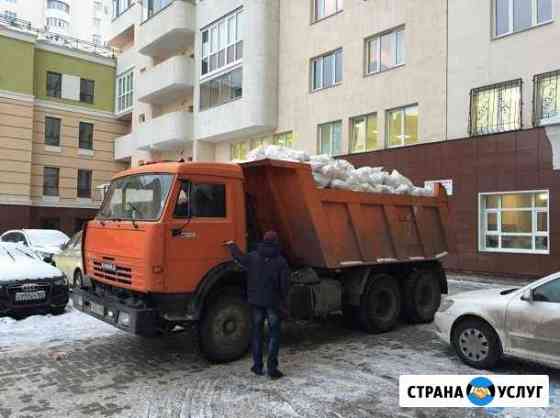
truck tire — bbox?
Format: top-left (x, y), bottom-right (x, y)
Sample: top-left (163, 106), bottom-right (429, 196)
top-left (403, 270), bottom-right (441, 323)
top-left (199, 288), bottom-right (251, 363)
top-left (359, 275), bottom-right (401, 333)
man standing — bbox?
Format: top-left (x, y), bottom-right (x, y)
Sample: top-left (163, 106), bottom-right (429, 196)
top-left (225, 231), bottom-right (290, 380)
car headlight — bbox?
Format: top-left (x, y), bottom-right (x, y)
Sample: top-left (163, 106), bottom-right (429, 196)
top-left (54, 277), bottom-right (66, 286)
top-left (38, 251), bottom-right (52, 260)
top-left (438, 298), bottom-right (454, 313)
top-left (118, 312), bottom-right (130, 327)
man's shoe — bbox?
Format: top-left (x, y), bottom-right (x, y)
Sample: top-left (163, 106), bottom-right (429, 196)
top-left (268, 369), bottom-right (284, 380)
top-left (251, 366), bottom-right (264, 376)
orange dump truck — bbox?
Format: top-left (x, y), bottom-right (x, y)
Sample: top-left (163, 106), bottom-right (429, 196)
top-left (73, 159), bottom-right (450, 362)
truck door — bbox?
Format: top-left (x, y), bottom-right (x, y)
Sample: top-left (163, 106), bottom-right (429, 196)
top-left (165, 177), bottom-right (235, 293)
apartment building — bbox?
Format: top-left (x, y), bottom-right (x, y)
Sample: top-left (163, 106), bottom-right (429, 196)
top-left (0, 0), bottom-right (111, 44)
top-left (110, 0), bottom-right (560, 277)
top-left (0, 24), bottom-right (128, 235)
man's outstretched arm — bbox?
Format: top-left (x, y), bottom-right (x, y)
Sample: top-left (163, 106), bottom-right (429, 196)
top-left (224, 241), bottom-right (250, 269)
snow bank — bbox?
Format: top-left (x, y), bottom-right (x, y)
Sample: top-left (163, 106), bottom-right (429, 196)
top-left (246, 145), bottom-right (433, 196)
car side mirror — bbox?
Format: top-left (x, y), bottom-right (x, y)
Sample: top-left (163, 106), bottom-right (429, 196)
top-left (521, 289), bottom-right (534, 302)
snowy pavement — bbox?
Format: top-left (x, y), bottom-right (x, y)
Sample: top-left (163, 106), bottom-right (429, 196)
top-left (0, 276), bottom-right (558, 418)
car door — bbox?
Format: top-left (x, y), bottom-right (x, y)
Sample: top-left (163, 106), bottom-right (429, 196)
top-left (506, 278), bottom-right (560, 367)
top-left (165, 177), bottom-right (236, 293)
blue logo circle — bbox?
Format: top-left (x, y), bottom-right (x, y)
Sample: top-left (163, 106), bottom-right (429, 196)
top-left (466, 377), bottom-right (496, 406)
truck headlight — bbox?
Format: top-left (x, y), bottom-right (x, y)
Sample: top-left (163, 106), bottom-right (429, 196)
top-left (118, 312), bottom-right (130, 327)
top-left (438, 298), bottom-right (454, 313)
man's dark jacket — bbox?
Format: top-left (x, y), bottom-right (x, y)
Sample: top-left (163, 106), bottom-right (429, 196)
top-left (227, 241), bottom-right (290, 309)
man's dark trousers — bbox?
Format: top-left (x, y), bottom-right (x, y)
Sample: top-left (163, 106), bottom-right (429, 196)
top-left (251, 306), bottom-right (281, 374)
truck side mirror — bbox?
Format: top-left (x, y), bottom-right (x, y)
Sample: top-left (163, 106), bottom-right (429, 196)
top-left (521, 289), bottom-right (534, 302)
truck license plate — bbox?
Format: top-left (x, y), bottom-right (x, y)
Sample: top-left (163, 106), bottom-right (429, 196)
top-left (90, 302), bottom-right (105, 316)
top-left (15, 291), bottom-right (46, 302)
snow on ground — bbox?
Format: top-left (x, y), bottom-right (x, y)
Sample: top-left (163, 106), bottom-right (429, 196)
top-left (0, 300), bottom-right (121, 354)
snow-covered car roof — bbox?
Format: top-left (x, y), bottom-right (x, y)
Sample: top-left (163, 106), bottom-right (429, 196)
top-left (23, 229), bottom-right (70, 247)
top-left (0, 243), bottom-right (62, 282)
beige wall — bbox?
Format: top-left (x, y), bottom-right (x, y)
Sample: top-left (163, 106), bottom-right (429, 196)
top-left (447, 0), bottom-right (560, 139)
top-left (0, 96), bottom-right (33, 203)
top-left (30, 105), bottom-right (128, 206)
top-left (276, 0), bottom-right (447, 157)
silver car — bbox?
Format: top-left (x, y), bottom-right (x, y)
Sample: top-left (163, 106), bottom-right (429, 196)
top-left (435, 273), bottom-right (560, 369)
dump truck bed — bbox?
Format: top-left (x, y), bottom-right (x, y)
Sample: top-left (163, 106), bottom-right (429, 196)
top-left (241, 159), bottom-right (450, 269)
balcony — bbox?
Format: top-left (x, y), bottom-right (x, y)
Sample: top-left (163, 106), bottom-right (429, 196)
top-left (114, 132), bottom-right (135, 161)
top-left (137, 111), bottom-right (194, 151)
top-left (138, 0), bottom-right (195, 58)
top-left (137, 55), bottom-right (194, 105)
top-left (108, 2), bottom-right (139, 48)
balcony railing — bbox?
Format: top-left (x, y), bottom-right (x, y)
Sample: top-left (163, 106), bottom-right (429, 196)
top-left (0, 15), bottom-right (117, 58)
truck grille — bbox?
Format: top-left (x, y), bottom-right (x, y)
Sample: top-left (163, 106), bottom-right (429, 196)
top-left (92, 258), bottom-right (133, 285)
top-left (7, 283), bottom-right (50, 305)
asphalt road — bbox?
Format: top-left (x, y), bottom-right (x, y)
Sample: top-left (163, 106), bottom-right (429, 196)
top-left (0, 277), bottom-right (558, 418)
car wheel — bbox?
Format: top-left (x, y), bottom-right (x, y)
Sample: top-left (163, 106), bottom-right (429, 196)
top-left (452, 318), bottom-right (502, 369)
top-left (359, 274), bottom-right (401, 334)
top-left (73, 270), bottom-right (83, 289)
top-left (50, 306), bottom-right (67, 315)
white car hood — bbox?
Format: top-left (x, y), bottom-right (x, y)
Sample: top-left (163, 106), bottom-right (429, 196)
top-left (0, 245), bottom-right (62, 282)
top-left (450, 287), bottom-right (520, 301)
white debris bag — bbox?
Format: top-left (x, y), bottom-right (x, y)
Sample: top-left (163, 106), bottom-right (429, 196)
top-left (245, 145), bottom-right (428, 197)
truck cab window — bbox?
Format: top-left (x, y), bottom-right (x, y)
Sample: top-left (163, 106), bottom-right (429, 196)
top-left (174, 182), bottom-right (226, 218)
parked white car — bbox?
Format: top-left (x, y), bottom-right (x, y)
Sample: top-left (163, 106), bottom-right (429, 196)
top-left (0, 229), bottom-right (70, 263)
top-left (0, 242), bottom-right (69, 315)
top-left (435, 273), bottom-right (560, 369)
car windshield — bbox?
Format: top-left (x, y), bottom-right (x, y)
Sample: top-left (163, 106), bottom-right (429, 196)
top-left (26, 230), bottom-right (69, 248)
top-left (97, 173), bottom-right (174, 221)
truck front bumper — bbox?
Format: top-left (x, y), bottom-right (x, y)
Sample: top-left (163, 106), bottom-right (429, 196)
top-left (72, 288), bottom-right (159, 336)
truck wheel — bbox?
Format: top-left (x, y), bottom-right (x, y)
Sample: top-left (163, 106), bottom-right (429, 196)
top-left (359, 275), bottom-right (401, 333)
top-left (403, 270), bottom-right (441, 323)
top-left (342, 305), bottom-right (360, 329)
top-left (199, 288), bottom-right (251, 363)
top-left (452, 318), bottom-right (501, 369)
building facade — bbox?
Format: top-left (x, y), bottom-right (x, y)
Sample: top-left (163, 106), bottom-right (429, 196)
top-left (0, 0), bottom-right (112, 44)
top-left (0, 25), bottom-right (128, 235)
top-left (110, 0), bottom-right (560, 277)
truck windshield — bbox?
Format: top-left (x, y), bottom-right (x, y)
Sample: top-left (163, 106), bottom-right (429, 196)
top-left (97, 174), bottom-right (174, 221)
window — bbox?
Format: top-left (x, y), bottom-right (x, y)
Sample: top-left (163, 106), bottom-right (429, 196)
top-left (201, 9), bottom-right (243, 77)
top-left (116, 69), bottom-right (134, 113)
top-left (43, 167), bottom-right (60, 197)
top-left (199, 67), bottom-right (242, 111)
top-left (47, 0), bottom-right (69, 13)
top-left (273, 132), bottom-right (294, 147)
top-left (318, 121), bottom-right (342, 155)
top-left (45, 117), bottom-right (61, 146)
top-left (495, 0), bottom-right (553, 37)
top-left (231, 141), bottom-right (249, 160)
top-left (80, 79), bottom-right (95, 104)
top-left (77, 170), bottom-right (92, 199)
top-left (47, 72), bottom-right (62, 98)
top-left (533, 278), bottom-right (560, 303)
top-left (365, 27), bottom-right (405, 75)
top-left (311, 49), bottom-right (343, 91)
top-left (3, 10), bottom-right (16, 19)
top-left (79, 122), bottom-right (94, 150)
top-left (480, 191), bottom-right (549, 254)
top-left (174, 182), bottom-right (226, 218)
top-left (535, 69), bottom-right (560, 126)
top-left (2, 232), bottom-right (26, 245)
top-left (470, 79), bottom-right (522, 136)
top-left (387, 104), bottom-right (418, 147)
top-left (350, 113), bottom-right (379, 153)
top-left (46, 17), bottom-right (69, 30)
top-left (313, 0), bottom-right (343, 22)
top-left (146, 0), bottom-right (172, 20)
top-left (112, 0), bottom-right (132, 18)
